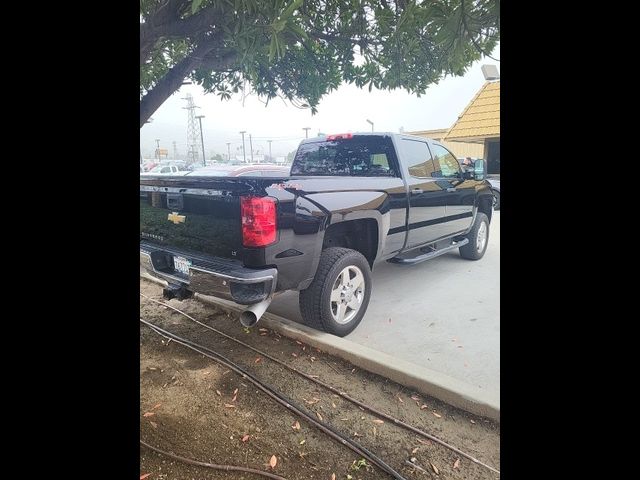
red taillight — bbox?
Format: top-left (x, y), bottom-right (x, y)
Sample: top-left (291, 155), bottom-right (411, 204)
top-left (326, 133), bottom-right (353, 141)
top-left (240, 196), bottom-right (277, 247)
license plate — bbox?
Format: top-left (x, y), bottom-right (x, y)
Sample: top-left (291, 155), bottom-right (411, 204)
top-left (173, 256), bottom-right (191, 276)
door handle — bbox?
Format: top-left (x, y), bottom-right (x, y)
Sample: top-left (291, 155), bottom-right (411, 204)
top-left (446, 187), bottom-right (456, 193)
top-left (411, 188), bottom-right (423, 195)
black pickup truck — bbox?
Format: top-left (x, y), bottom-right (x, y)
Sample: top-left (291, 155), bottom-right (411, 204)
top-left (140, 133), bottom-right (494, 336)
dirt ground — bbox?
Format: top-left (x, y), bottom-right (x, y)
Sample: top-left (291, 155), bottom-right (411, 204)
top-left (140, 279), bottom-right (500, 479)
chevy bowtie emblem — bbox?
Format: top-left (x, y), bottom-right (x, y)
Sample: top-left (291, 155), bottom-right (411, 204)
top-left (168, 212), bottom-right (186, 224)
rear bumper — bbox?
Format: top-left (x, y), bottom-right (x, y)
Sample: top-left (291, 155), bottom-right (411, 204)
top-left (140, 241), bottom-right (277, 305)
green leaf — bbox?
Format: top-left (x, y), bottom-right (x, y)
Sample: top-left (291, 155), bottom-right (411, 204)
top-left (191, 0), bottom-right (204, 14)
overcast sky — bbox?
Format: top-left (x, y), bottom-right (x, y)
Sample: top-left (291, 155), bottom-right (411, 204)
top-left (141, 43), bottom-right (499, 160)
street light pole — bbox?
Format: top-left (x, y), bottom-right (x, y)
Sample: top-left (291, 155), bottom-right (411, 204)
top-left (155, 139), bottom-right (160, 161)
top-left (239, 131), bottom-right (247, 163)
top-left (303, 127), bottom-right (311, 138)
top-left (268, 140), bottom-right (272, 162)
top-left (226, 142), bottom-right (231, 162)
top-left (249, 134), bottom-right (254, 163)
top-left (196, 115), bottom-right (206, 166)
top-left (366, 119), bottom-right (374, 132)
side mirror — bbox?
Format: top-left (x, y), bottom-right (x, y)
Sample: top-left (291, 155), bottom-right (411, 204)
top-left (474, 159), bottom-right (486, 180)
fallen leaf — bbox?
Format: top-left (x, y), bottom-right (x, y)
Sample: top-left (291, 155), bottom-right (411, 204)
top-left (296, 340), bottom-right (303, 345)
top-left (140, 474), bottom-right (152, 480)
top-left (269, 455), bottom-right (277, 468)
top-left (373, 426), bottom-right (377, 435)
top-left (291, 353), bottom-right (298, 357)
top-left (149, 421), bottom-right (158, 429)
top-left (353, 432), bottom-right (362, 437)
top-left (417, 439), bottom-right (431, 445)
top-left (412, 447), bottom-right (419, 454)
top-left (430, 462), bottom-right (439, 474)
top-left (453, 458), bottom-right (460, 469)
top-left (259, 328), bottom-right (269, 332)
top-left (420, 404), bottom-right (429, 410)
top-left (470, 419), bottom-right (476, 424)
top-left (308, 375), bottom-right (319, 378)
top-left (332, 402), bottom-right (337, 409)
top-left (432, 412), bottom-right (442, 418)
top-left (216, 390), bottom-right (222, 396)
top-left (143, 412), bottom-right (155, 417)
top-left (299, 439), bottom-right (306, 445)
top-left (260, 332), bottom-right (268, 336)
top-left (397, 396), bottom-right (404, 403)
top-left (255, 357), bottom-right (262, 363)
top-left (411, 395), bottom-right (420, 401)
top-left (372, 419), bottom-right (384, 424)
top-left (310, 356), bottom-right (315, 362)
top-left (351, 368), bottom-right (356, 373)
top-left (302, 346), bottom-right (306, 351)
top-left (316, 411), bottom-right (323, 421)
top-left (233, 388), bottom-right (239, 395)
top-left (152, 403), bottom-right (162, 410)
top-left (304, 397), bottom-right (320, 405)
top-left (232, 394), bottom-right (237, 402)
top-left (224, 404), bottom-right (236, 408)
top-left (222, 370), bottom-right (231, 375)
top-left (292, 421), bottom-right (301, 430)
top-left (331, 474), bottom-right (336, 480)
top-left (242, 434), bottom-right (250, 442)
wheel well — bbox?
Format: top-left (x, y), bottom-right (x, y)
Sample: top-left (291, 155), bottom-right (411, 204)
top-left (478, 195), bottom-right (493, 222)
top-left (322, 219), bottom-right (378, 268)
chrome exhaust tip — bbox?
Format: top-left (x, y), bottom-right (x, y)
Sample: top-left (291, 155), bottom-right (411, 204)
top-left (239, 297), bottom-right (273, 327)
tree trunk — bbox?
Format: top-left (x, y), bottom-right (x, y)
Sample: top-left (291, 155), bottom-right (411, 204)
top-left (140, 54), bottom-right (198, 128)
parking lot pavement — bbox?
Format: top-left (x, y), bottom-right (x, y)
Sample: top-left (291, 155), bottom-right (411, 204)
top-left (267, 211), bottom-right (500, 401)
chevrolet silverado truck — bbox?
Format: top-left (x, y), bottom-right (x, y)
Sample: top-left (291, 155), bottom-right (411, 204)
top-left (140, 133), bottom-right (494, 336)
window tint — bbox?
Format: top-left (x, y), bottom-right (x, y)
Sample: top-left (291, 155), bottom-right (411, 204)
top-left (397, 139), bottom-right (436, 178)
top-left (238, 170), bottom-right (262, 176)
top-left (431, 145), bottom-right (461, 178)
top-left (160, 167), bottom-right (171, 173)
top-left (291, 136), bottom-right (397, 176)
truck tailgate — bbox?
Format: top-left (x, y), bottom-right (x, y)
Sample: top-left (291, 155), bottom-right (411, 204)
top-left (139, 176), bottom-right (259, 260)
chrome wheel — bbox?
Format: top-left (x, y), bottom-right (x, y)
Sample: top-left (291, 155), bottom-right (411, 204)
top-left (330, 266), bottom-right (366, 324)
top-left (476, 221), bottom-right (487, 253)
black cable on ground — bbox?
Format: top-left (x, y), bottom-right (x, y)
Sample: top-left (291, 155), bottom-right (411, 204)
top-left (140, 440), bottom-right (288, 479)
top-left (140, 293), bottom-right (500, 475)
top-left (140, 318), bottom-right (409, 480)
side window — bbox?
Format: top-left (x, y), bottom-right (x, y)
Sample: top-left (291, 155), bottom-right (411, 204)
top-left (398, 139), bottom-right (436, 178)
top-left (431, 145), bottom-right (461, 178)
top-left (160, 167), bottom-right (171, 173)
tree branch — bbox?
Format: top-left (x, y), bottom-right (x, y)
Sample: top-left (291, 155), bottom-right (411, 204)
top-left (140, 4), bottom-right (220, 65)
top-left (460, 0), bottom-right (499, 61)
top-left (140, 36), bottom-right (236, 127)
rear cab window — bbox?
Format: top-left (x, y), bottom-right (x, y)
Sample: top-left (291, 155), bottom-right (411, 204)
top-left (291, 135), bottom-right (399, 177)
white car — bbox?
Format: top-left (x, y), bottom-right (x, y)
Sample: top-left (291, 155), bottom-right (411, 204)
top-left (141, 164), bottom-right (190, 176)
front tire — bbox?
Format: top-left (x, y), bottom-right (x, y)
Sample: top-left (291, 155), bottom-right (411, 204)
top-left (493, 190), bottom-right (500, 210)
top-left (299, 248), bottom-right (372, 337)
top-left (459, 212), bottom-right (490, 260)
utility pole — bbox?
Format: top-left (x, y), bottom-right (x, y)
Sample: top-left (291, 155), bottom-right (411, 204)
top-left (182, 93), bottom-right (201, 165)
top-left (226, 142), bottom-right (231, 162)
top-left (196, 115), bottom-right (206, 166)
top-left (268, 140), bottom-right (272, 162)
top-left (239, 131), bottom-right (247, 163)
top-left (155, 139), bottom-right (160, 161)
top-left (303, 127), bottom-right (310, 138)
top-left (172, 141), bottom-right (178, 160)
top-left (249, 134), bottom-right (254, 163)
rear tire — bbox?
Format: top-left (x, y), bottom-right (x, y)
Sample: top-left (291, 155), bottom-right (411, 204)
top-left (459, 212), bottom-right (489, 260)
top-left (299, 248), bottom-right (371, 337)
top-left (493, 190), bottom-right (500, 210)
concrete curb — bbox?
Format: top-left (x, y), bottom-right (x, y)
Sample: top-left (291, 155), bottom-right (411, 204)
top-left (194, 292), bottom-right (500, 422)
